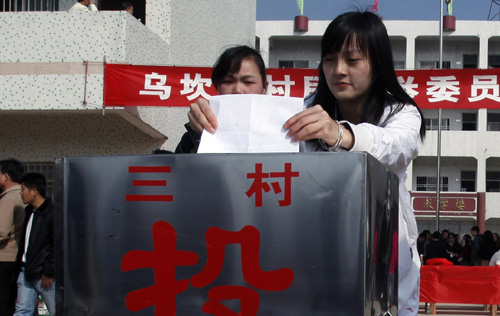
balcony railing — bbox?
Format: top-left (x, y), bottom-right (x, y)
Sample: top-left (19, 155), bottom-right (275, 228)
top-left (1, 0), bottom-right (58, 12)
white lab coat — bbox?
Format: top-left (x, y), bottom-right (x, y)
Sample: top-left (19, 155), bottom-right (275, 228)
top-left (301, 99), bottom-right (422, 316)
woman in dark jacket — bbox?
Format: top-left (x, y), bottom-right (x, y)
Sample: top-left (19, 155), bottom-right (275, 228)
top-left (445, 233), bottom-right (461, 264)
top-left (457, 237), bottom-right (472, 266)
top-left (478, 230), bottom-right (497, 266)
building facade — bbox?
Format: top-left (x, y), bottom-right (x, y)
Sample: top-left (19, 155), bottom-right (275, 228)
top-left (2, 1), bottom-right (500, 236)
top-left (0, 0), bottom-right (256, 195)
top-left (256, 18), bottom-right (500, 235)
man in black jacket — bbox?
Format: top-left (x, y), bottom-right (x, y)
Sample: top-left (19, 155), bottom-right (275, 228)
top-left (424, 231), bottom-right (448, 264)
top-left (14, 173), bottom-right (55, 316)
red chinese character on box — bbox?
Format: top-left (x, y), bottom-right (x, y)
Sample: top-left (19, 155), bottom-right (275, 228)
top-left (121, 221), bottom-right (294, 316)
top-left (246, 163), bottom-right (299, 207)
top-left (126, 166), bottom-right (173, 202)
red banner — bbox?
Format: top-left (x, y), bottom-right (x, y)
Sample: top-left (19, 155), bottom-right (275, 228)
top-left (104, 63), bottom-right (500, 109)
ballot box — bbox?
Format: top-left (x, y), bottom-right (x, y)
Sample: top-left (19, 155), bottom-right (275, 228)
top-left (54, 153), bottom-right (398, 315)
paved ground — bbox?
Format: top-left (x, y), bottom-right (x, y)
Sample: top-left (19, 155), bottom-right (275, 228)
top-left (418, 303), bottom-right (494, 315)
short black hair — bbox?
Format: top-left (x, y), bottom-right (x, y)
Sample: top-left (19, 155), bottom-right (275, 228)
top-left (20, 172), bottom-right (47, 199)
top-left (211, 45), bottom-right (266, 89)
top-left (432, 231), bottom-right (441, 240)
top-left (0, 158), bottom-right (24, 183)
top-left (471, 226), bottom-right (480, 233)
top-left (121, 1), bottom-right (133, 10)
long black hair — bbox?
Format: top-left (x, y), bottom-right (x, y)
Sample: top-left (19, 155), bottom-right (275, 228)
top-left (313, 11), bottom-right (426, 138)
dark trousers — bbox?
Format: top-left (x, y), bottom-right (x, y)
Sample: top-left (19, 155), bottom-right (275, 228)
top-left (0, 261), bottom-right (19, 316)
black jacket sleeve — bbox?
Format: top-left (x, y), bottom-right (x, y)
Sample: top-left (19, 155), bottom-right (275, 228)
top-left (175, 123), bottom-right (201, 153)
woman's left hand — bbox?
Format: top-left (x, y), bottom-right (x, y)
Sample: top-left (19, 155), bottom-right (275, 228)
top-left (283, 104), bottom-right (340, 145)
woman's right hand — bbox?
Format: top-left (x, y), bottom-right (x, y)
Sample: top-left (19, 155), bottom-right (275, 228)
top-left (187, 98), bottom-right (218, 134)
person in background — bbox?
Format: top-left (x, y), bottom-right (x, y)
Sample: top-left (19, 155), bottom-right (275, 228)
top-left (423, 229), bottom-right (431, 244)
top-left (14, 173), bottom-right (55, 316)
top-left (425, 231), bottom-right (447, 263)
top-left (68, 0), bottom-right (98, 12)
top-left (0, 159), bottom-right (25, 316)
top-left (477, 230), bottom-right (497, 266)
top-left (457, 236), bottom-right (471, 266)
top-left (489, 248), bottom-right (500, 266)
top-left (121, 1), bottom-right (133, 15)
top-left (417, 231), bottom-right (427, 258)
top-left (445, 233), bottom-right (461, 264)
top-left (440, 229), bottom-right (449, 246)
top-left (493, 232), bottom-right (500, 250)
top-left (462, 233), bottom-right (472, 245)
top-left (470, 225), bottom-right (484, 266)
top-left (175, 45), bottom-right (267, 153)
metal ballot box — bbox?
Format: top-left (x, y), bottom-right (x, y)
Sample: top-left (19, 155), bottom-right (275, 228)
top-left (55, 153), bottom-right (398, 315)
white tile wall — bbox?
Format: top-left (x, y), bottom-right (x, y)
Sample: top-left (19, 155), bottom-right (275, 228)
top-left (0, 0), bottom-right (256, 156)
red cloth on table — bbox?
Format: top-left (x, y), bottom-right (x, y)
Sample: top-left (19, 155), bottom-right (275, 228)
top-left (420, 265), bottom-right (500, 304)
top-left (426, 258), bottom-right (453, 266)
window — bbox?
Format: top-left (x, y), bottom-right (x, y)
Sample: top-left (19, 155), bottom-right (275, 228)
top-left (489, 55), bottom-right (500, 68)
top-left (255, 37), bottom-right (260, 53)
top-left (393, 61), bottom-right (405, 70)
top-left (419, 61), bottom-right (451, 69)
top-left (487, 171), bottom-right (500, 192)
top-left (416, 176), bottom-right (449, 192)
top-left (487, 113), bottom-right (500, 131)
top-left (460, 171), bottom-right (476, 192)
top-left (278, 60), bottom-right (309, 68)
top-left (463, 54), bottom-right (478, 69)
top-left (424, 118), bottom-right (450, 131)
top-left (462, 113), bottom-right (477, 131)
top-left (1, 0), bottom-right (58, 12)
top-left (23, 162), bottom-right (55, 200)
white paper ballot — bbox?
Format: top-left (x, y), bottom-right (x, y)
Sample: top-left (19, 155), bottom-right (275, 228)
top-left (197, 94), bottom-right (304, 153)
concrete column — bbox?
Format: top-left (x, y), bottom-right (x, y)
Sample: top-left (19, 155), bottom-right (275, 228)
top-left (259, 34), bottom-right (271, 68)
top-left (476, 109), bottom-right (487, 193)
top-left (476, 155), bottom-right (486, 193)
top-left (477, 192), bottom-right (486, 232)
top-left (407, 161), bottom-right (414, 191)
top-left (406, 35), bottom-right (416, 70)
top-left (478, 108), bottom-right (487, 132)
top-left (479, 35), bottom-right (488, 69)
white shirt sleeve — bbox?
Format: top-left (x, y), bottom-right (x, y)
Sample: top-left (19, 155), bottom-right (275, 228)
top-left (490, 251), bottom-right (500, 266)
top-left (68, 2), bottom-right (98, 12)
top-left (344, 104), bottom-right (422, 174)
